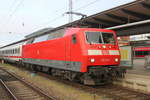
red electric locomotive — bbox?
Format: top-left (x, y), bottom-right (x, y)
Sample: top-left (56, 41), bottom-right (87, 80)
top-left (0, 27), bottom-right (125, 85)
top-left (22, 28), bottom-right (125, 85)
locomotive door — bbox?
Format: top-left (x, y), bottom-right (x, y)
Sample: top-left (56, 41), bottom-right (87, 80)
top-left (65, 36), bottom-right (71, 68)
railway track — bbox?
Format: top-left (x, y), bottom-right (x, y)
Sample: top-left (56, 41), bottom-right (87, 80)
top-left (92, 85), bottom-right (150, 100)
top-left (38, 72), bottom-right (150, 100)
top-left (0, 79), bottom-right (13, 100)
top-left (0, 68), bottom-right (56, 100)
top-left (1, 65), bottom-right (150, 100)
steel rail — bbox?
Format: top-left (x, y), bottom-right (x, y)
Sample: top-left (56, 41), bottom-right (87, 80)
top-left (0, 79), bottom-right (18, 100)
top-left (38, 72), bottom-right (150, 100)
top-left (0, 68), bottom-right (57, 100)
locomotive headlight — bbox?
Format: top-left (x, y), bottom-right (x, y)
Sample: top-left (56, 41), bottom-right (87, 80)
top-left (90, 58), bottom-right (95, 63)
top-left (102, 45), bottom-right (106, 48)
top-left (115, 58), bottom-right (119, 62)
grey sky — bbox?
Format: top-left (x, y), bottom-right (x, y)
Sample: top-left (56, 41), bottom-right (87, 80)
top-left (0, 0), bottom-right (134, 46)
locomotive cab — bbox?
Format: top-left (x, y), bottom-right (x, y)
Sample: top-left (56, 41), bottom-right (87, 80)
top-left (73, 28), bottom-right (125, 85)
top-left (85, 30), bottom-right (120, 66)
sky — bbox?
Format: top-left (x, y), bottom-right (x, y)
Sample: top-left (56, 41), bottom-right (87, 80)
top-left (0, 0), bottom-right (135, 46)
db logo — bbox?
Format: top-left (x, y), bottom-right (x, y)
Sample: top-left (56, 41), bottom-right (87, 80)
top-left (102, 50), bottom-right (109, 55)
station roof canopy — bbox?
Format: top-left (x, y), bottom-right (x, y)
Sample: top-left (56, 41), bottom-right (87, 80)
top-left (57, 0), bottom-right (150, 36)
top-left (64, 0), bottom-right (150, 28)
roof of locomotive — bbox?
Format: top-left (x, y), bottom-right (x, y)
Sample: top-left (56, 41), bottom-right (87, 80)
top-left (0, 27), bottom-right (115, 49)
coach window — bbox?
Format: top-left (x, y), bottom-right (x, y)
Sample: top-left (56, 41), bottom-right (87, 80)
top-left (15, 49), bottom-right (17, 54)
top-left (13, 49), bottom-right (15, 54)
top-left (72, 34), bottom-right (77, 44)
top-left (8, 50), bottom-right (10, 54)
top-left (17, 48), bottom-right (19, 53)
top-left (18, 48), bottom-right (20, 53)
top-left (6, 50), bottom-right (8, 54)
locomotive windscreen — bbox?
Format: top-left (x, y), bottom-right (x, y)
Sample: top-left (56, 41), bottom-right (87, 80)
top-left (85, 32), bottom-right (115, 45)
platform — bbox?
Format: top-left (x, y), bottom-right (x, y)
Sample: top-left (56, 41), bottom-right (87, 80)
top-left (114, 59), bottom-right (150, 93)
top-left (127, 59), bottom-right (150, 76)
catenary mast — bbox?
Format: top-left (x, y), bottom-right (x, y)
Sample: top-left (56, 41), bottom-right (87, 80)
top-left (69, 0), bottom-right (73, 22)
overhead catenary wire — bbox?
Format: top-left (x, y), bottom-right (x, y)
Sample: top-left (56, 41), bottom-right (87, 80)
top-left (4, 0), bottom-right (24, 23)
top-left (30, 14), bottom-right (64, 33)
top-left (46, 0), bottom-right (80, 16)
top-left (2, 0), bottom-right (24, 34)
top-left (0, 0), bottom-right (17, 23)
top-left (30, 0), bottom-right (79, 32)
top-left (29, 0), bottom-right (101, 33)
top-left (75, 0), bottom-right (101, 11)
top-left (0, 0), bottom-right (18, 33)
top-left (27, 1), bottom-right (69, 32)
top-left (9, 0), bottom-right (24, 17)
top-left (30, 1), bottom-right (72, 31)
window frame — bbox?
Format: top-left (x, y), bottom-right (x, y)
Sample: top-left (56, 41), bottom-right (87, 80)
top-left (72, 34), bottom-right (77, 44)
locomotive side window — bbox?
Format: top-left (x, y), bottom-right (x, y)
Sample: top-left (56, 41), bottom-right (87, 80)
top-left (72, 34), bottom-right (77, 44)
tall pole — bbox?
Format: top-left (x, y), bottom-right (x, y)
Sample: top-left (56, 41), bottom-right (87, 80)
top-left (69, 0), bottom-right (73, 22)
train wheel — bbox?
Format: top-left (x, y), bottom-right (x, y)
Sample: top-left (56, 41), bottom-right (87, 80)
top-left (81, 73), bottom-right (95, 85)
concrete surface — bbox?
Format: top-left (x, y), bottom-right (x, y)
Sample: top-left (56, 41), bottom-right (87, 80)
top-left (114, 59), bottom-right (150, 93)
top-left (127, 59), bottom-right (150, 76)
